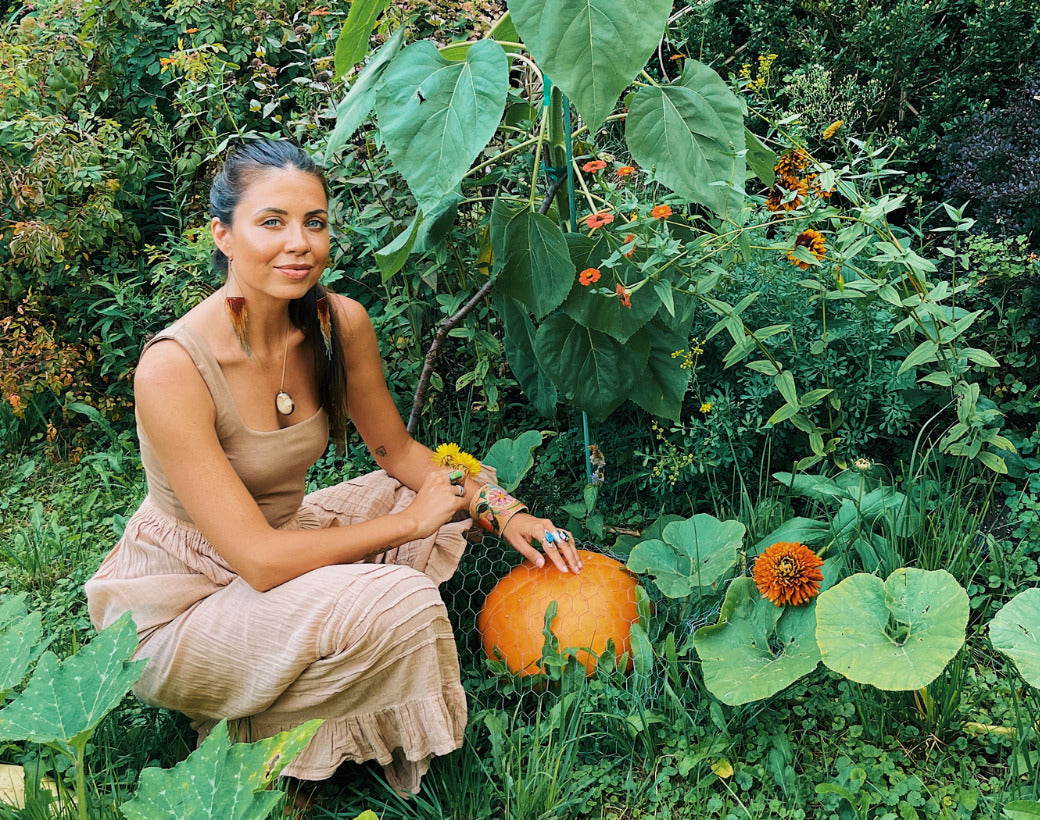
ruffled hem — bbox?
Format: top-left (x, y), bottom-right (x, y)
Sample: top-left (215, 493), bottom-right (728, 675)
top-left (196, 687), bottom-right (467, 793)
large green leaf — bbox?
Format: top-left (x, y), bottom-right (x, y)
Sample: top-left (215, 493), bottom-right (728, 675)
top-left (509, 0), bottom-right (671, 133)
top-left (0, 611), bottom-right (144, 756)
top-left (482, 429), bottom-right (547, 493)
top-left (627, 319), bottom-right (692, 420)
top-left (326, 26), bottom-right (406, 159)
top-left (534, 313), bottom-right (646, 419)
top-left (627, 514), bottom-right (744, 598)
top-left (752, 517), bottom-right (831, 555)
top-left (375, 39), bottom-right (508, 213)
top-left (333, 0), bottom-right (392, 78)
top-left (497, 294), bottom-right (559, 416)
top-left (693, 578), bottom-right (821, 705)
top-left (122, 718), bottom-right (322, 820)
top-left (0, 594), bottom-right (46, 701)
top-left (625, 60), bottom-right (746, 218)
top-left (989, 588), bottom-right (1040, 687)
top-left (815, 568), bottom-right (968, 690)
top-left (491, 200), bottom-right (574, 319)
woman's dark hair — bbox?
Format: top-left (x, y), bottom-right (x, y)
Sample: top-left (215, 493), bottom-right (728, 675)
top-left (210, 140), bottom-right (347, 445)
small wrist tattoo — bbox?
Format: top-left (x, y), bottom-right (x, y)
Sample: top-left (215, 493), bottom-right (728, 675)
top-left (374, 445), bottom-right (387, 457)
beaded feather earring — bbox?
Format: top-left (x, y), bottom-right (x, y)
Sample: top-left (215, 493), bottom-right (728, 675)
top-left (224, 262), bottom-right (251, 357)
top-left (316, 294), bottom-right (332, 359)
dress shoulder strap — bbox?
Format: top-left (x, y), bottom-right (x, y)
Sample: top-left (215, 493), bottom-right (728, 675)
top-left (141, 324), bottom-right (238, 422)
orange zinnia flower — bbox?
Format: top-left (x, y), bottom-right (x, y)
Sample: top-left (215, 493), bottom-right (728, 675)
top-left (622, 233), bottom-right (636, 258)
top-left (787, 228), bottom-right (826, 269)
top-left (582, 160), bottom-right (607, 173)
top-left (579, 267), bottom-right (601, 285)
top-left (753, 542), bottom-right (824, 606)
top-left (650, 204), bottom-right (672, 219)
top-left (615, 283), bottom-right (631, 308)
top-left (584, 211), bottom-right (614, 230)
top-left (617, 166), bottom-right (636, 177)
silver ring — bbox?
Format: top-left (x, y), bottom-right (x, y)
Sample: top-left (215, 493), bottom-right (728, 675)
top-left (455, 485), bottom-right (465, 497)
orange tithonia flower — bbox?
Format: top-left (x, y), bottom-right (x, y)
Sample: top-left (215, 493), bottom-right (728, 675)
top-left (582, 159), bottom-right (607, 173)
top-left (617, 165), bottom-right (636, 177)
top-left (579, 267), bottom-right (601, 286)
top-left (584, 211), bottom-right (614, 230)
top-left (650, 204), bottom-right (672, 219)
top-left (615, 283), bottom-right (632, 308)
top-left (622, 233), bottom-right (637, 258)
top-left (787, 228), bottom-right (826, 269)
top-left (753, 542), bottom-right (824, 606)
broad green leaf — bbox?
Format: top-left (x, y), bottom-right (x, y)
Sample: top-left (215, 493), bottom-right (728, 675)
top-left (627, 320), bottom-right (692, 420)
top-left (816, 568), bottom-right (968, 690)
top-left (561, 235), bottom-right (656, 343)
top-left (496, 294), bottom-right (558, 417)
top-left (626, 60), bottom-right (746, 218)
top-left (326, 27), bottom-right (406, 158)
top-left (989, 588), bottom-right (1040, 687)
top-left (693, 578), bottom-right (821, 705)
top-left (534, 313), bottom-right (647, 420)
top-left (374, 212), bottom-right (424, 282)
top-left (627, 514), bottom-right (744, 598)
top-left (1004, 801), bottom-right (1040, 819)
top-left (509, 0), bottom-right (671, 133)
top-left (491, 200), bottom-right (574, 319)
top-left (482, 430), bottom-right (547, 493)
top-left (122, 718), bottom-right (322, 820)
top-left (0, 594), bottom-right (45, 700)
top-left (334, 0), bottom-right (392, 78)
top-left (375, 39), bottom-right (508, 213)
top-left (0, 611), bottom-right (144, 755)
top-left (744, 127), bottom-right (776, 186)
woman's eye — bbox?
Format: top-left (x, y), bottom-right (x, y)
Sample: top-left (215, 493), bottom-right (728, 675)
top-left (263, 218), bottom-right (281, 227)
top-left (307, 219), bottom-right (327, 229)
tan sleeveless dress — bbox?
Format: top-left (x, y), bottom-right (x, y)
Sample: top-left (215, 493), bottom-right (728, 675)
top-left (85, 323), bottom-right (473, 793)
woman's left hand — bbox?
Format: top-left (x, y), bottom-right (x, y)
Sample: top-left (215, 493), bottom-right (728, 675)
top-left (500, 512), bottom-right (583, 574)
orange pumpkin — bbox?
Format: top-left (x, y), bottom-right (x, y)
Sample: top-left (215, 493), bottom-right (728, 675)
top-left (477, 549), bottom-right (641, 676)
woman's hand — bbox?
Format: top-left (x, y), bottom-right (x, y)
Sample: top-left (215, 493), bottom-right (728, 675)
top-left (500, 512), bottom-right (583, 574)
top-left (399, 469), bottom-right (470, 540)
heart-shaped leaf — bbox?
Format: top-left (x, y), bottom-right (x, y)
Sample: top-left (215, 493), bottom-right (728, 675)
top-left (626, 60), bottom-right (746, 218)
top-left (497, 294), bottom-right (559, 417)
top-left (534, 312), bottom-right (647, 419)
top-left (375, 39), bottom-right (508, 213)
top-left (693, 578), bottom-right (821, 705)
top-left (815, 568), bottom-right (968, 690)
top-left (0, 594), bottom-right (46, 701)
top-left (491, 200), bottom-right (574, 319)
top-left (482, 430), bottom-right (547, 492)
top-left (627, 514), bottom-right (744, 598)
top-left (989, 588), bottom-right (1040, 687)
top-left (627, 319), bottom-right (692, 420)
top-left (509, 0), bottom-right (671, 133)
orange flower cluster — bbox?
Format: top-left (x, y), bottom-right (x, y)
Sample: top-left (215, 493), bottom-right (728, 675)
top-left (582, 160), bottom-right (607, 173)
top-left (579, 267), bottom-right (601, 285)
top-left (765, 149), bottom-right (832, 212)
top-left (615, 283), bottom-right (631, 308)
top-left (787, 228), bottom-right (827, 269)
top-left (584, 211), bottom-right (614, 230)
top-left (650, 204), bottom-right (672, 219)
top-left (753, 542), bottom-right (824, 606)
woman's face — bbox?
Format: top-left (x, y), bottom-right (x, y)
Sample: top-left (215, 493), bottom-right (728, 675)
top-left (212, 166), bottom-right (329, 302)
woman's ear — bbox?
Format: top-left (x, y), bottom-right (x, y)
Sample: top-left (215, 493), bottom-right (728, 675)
top-left (211, 216), bottom-right (232, 257)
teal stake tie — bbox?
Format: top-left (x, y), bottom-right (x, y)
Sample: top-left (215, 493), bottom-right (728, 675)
top-left (562, 93), bottom-right (593, 485)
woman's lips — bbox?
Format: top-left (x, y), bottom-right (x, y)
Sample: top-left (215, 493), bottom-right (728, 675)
top-left (277, 266), bottom-right (312, 280)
